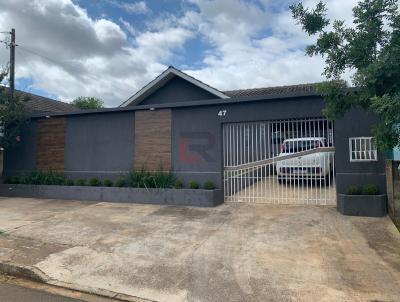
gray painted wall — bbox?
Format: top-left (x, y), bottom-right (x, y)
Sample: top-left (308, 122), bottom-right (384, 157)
top-left (138, 76), bottom-right (219, 106)
top-left (3, 120), bottom-right (37, 176)
top-left (334, 108), bottom-right (386, 194)
top-left (3, 96), bottom-right (385, 199)
top-left (64, 112), bottom-right (134, 180)
top-left (172, 96), bottom-right (327, 188)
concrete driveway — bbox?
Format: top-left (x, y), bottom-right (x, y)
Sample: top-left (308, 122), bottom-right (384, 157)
top-left (0, 197), bottom-right (399, 302)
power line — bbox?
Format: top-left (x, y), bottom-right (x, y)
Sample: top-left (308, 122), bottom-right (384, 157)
top-left (16, 45), bottom-right (102, 83)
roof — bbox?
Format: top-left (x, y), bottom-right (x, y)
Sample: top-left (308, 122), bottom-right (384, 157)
top-left (120, 66), bottom-right (229, 107)
top-left (30, 87), bottom-right (323, 119)
top-left (2, 87), bottom-right (78, 113)
top-left (223, 83), bottom-right (319, 98)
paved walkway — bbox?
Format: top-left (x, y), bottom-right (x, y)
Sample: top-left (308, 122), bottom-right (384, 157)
top-left (0, 197), bottom-right (400, 302)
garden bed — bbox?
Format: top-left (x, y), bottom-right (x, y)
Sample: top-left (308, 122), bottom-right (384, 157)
top-left (0, 184), bottom-right (224, 207)
top-left (337, 194), bottom-right (387, 217)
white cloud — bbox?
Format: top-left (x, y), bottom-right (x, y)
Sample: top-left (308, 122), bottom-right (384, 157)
top-left (121, 1), bottom-right (148, 14)
top-left (0, 0), bottom-right (359, 106)
top-left (119, 18), bottom-right (137, 36)
top-left (181, 0), bottom-right (358, 90)
top-left (0, 0), bottom-right (189, 106)
top-left (106, 0), bottom-right (149, 14)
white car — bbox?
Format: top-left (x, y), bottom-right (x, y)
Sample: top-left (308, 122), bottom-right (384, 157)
top-left (276, 137), bottom-right (334, 183)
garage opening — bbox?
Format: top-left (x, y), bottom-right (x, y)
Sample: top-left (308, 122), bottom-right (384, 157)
top-left (223, 118), bottom-right (336, 205)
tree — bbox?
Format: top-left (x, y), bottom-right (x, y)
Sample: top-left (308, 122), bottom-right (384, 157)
top-left (290, 0), bottom-right (400, 150)
top-left (0, 67), bottom-right (28, 149)
top-left (72, 96), bottom-right (104, 109)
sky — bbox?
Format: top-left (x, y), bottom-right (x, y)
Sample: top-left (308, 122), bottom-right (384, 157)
top-left (0, 0), bottom-right (358, 107)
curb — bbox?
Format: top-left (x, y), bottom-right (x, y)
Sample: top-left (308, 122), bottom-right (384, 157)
top-left (0, 261), bottom-right (154, 302)
top-left (0, 262), bottom-right (49, 283)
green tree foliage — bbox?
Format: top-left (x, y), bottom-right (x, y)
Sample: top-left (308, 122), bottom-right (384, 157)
top-left (0, 67), bottom-right (28, 149)
top-left (72, 96), bottom-right (104, 109)
top-left (291, 0), bottom-right (400, 150)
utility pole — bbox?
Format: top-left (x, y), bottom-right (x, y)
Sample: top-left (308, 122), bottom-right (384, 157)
top-left (9, 28), bottom-right (15, 99)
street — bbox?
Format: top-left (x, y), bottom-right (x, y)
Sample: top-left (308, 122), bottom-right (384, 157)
top-left (0, 282), bottom-right (83, 302)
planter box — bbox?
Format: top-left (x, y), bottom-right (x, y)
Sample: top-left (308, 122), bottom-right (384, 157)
top-left (0, 184), bottom-right (223, 207)
top-left (337, 194), bottom-right (387, 217)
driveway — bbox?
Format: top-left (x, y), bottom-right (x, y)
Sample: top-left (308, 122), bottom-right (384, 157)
top-left (0, 197), bottom-right (399, 302)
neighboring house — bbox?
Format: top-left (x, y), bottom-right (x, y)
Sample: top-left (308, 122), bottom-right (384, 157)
top-left (0, 88), bottom-right (77, 175)
top-left (15, 89), bottom-right (78, 113)
top-left (3, 66), bottom-right (386, 206)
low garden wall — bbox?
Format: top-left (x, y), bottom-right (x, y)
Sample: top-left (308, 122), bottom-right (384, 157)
top-left (0, 184), bottom-right (223, 207)
top-left (0, 170), bottom-right (224, 207)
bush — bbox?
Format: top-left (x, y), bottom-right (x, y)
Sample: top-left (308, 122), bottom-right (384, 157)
top-left (127, 169), bottom-right (175, 189)
top-left (75, 179), bottom-right (86, 186)
top-left (153, 171), bottom-right (175, 188)
top-left (3, 176), bottom-right (11, 184)
top-left (89, 178), bottom-right (101, 187)
top-left (29, 171), bottom-right (66, 185)
top-left (362, 184), bottom-right (379, 195)
top-left (103, 179), bottom-right (113, 187)
top-left (174, 180), bottom-right (183, 189)
top-left (203, 181), bottom-right (215, 190)
top-left (65, 179), bottom-right (75, 186)
top-left (189, 181), bottom-right (199, 189)
top-left (114, 176), bottom-right (126, 187)
top-left (347, 185), bottom-right (360, 195)
top-left (4, 176), bottom-right (20, 184)
top-left (5, 171), bottom-right (66, 186)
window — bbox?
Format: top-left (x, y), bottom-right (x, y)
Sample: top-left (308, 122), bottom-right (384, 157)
top-left (349, 137), bottom-right (378, 162)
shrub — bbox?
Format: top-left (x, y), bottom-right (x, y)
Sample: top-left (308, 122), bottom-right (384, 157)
top-left (65, 179), bottom-right (75, 186)
top-left (362, 184), bottom-right (379, 195)
top-left (203, 181), bottom-right (215, 190)
top-left (3, 176), bottom-right (12, 184)
top-left (26, 171), bottom-right (66, 185)
top-left (174, 180), bottom-right (183, 189)
top-left (127, 169), bottom-right (175, 189)
top-left (189, 181), bottom-right (199, 189)
top-left (347, 185), bottom-right (360, 195)
top-left (114, 176), bottom-right (126, 187)
top-left (4, 176), bottom-right (20, 184)
top-left (75, 179), bottom-right (86, 186)
top-left (89, 178), bottom-right (101, 187)
top-left (103, 179), bottom-right (113, 187)
top-left (7, 171), bottom-right (66, 186)
top-left (153, 171), bottom-right (175, 188)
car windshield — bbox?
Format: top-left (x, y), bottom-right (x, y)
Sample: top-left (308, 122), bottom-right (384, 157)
top-left (283, 139), bottom-right (323, 153)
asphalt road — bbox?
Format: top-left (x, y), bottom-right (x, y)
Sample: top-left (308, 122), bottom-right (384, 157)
top-left (0, 282), bottom-right (83, 302)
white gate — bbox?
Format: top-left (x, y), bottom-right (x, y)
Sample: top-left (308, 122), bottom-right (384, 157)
top-left (223, 118), bottom-right (336, 205)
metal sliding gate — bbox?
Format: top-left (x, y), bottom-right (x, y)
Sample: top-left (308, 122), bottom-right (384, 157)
top-left (223, 118), bottom-right (336, 205)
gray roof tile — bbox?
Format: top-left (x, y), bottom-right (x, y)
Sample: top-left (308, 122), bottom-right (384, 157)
top-left (223, 83), bottom-right (319, 98)
top-left (2, 88), bottom-right (78, 113)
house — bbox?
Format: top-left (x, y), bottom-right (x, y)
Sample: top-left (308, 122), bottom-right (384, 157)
top-left (3, 66), bottom-right (386, 206)
top-left (14, 89), bottom-right (78, 113)
top-left (0, 88), bottom-right (77, 174)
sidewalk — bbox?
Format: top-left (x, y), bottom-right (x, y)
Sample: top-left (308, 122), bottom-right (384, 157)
top-left (0, 197), bottom-right (400, 302)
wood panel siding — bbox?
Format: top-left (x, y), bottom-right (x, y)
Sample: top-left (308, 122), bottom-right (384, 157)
top-left (37, 117), bottom-right (66, 171)
top-left (135, 110), bottom-right (171, 171)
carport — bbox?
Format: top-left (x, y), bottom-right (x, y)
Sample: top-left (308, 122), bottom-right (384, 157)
top-left (223, 118), bottom-right (336, 205)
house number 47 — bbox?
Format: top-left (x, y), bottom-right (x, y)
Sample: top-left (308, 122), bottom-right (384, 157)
top-left (218, 110), bottom-right (227, 116)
